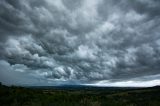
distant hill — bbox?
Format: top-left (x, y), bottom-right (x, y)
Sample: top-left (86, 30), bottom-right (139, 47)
top-left (27, 84), bottom-right (142, 90)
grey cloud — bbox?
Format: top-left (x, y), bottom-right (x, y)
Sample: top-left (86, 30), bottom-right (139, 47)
top-left (0, 0), bottom-right (160, 86)
top-left (0, 60), bottom-right (38, 85)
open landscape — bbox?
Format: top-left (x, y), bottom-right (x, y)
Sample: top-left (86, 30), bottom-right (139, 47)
top-left (1, 0), bottom-right (160, 106)
top-left (0, 83), bottom-right (160, 106)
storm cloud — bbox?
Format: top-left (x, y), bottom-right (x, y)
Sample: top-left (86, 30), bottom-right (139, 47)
top-left (0, 0), bottom-right (160, 86)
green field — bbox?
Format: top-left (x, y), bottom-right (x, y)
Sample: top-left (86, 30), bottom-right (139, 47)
top-left (0, 83), bottom-right (160, 106)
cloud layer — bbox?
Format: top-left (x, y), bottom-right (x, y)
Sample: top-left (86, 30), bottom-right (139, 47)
top-left (0, 0), bottom-right (160, 86)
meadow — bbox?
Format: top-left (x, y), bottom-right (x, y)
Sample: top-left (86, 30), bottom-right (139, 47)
top-left (0, 83), bottom-right (160, 106)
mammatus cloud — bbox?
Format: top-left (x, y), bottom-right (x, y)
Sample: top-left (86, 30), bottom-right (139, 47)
top-left (0, 0), bottom-right (160, 86)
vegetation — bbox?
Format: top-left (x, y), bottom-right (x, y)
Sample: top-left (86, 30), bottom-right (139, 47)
top-left (0, 83), bottom-right (160, 106)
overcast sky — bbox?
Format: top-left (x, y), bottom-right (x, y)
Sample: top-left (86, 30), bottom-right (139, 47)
top-left (0, 0), bottom-right (160, 87)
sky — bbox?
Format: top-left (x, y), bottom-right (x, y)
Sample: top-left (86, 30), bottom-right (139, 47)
top-left (0, 0), bottom-right (160, 87)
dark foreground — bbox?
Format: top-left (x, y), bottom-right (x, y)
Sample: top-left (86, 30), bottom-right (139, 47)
top-left (0, 84), bottom-right (160, 106)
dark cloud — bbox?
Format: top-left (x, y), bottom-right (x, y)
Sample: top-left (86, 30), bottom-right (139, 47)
top-left (0, 0), bottom-right (160, 86)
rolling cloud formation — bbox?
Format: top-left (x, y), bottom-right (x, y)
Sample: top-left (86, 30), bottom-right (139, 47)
top-left (0, 0), bottom-right (160, 86)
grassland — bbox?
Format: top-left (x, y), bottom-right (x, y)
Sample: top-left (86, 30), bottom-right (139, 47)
top-left (0, 83), bottom-right (160, 106)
